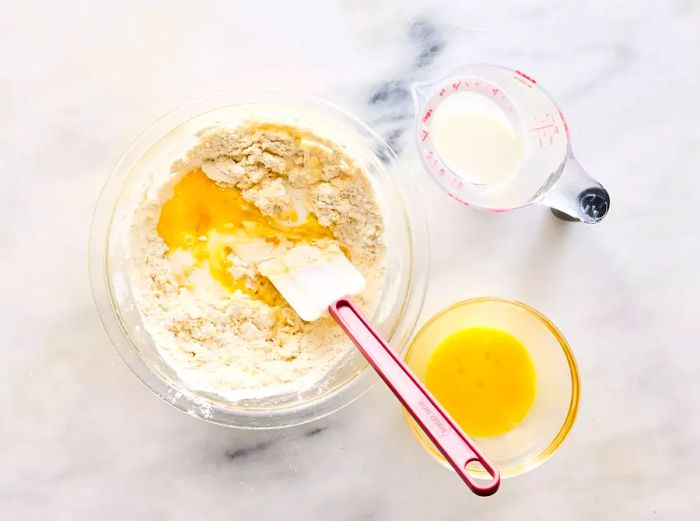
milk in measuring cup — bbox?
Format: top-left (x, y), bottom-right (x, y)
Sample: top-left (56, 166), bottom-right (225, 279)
top-left (431, 91), bottom-right (524, 188)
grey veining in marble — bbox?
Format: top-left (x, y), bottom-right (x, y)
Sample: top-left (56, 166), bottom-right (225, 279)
top-left (1, 1), bottom-right (699, 520)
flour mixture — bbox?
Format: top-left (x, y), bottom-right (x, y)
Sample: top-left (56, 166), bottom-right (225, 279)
top-left (128, 123), bottom-right (386, 400)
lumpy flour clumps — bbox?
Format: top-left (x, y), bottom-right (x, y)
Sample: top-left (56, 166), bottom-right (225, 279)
top-left (128, 123), bottom-right (386, 400)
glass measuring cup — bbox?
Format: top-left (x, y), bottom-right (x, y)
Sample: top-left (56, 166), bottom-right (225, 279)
top-left (412, 64), bottom-right (609, 223)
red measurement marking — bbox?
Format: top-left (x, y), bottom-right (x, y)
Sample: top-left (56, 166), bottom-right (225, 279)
top-left (558, 109), bottom-right (570, 138)
top-left (492, 87), bottom-right (500, 96)
top-left (439, 88), bottom-right (447, 96)
top-left (452, 80), bottom-right (462, 90)
top-left (422, 108), bottom-right (433, 122)
top-left (421, 130), bottom-right (429, 141)
top-left (514, 75), bottom-right (533, 88)
top-left (515, 70), bottom-right (537, 84)
top-left (530, 113), bottom-right (560, 147)
top-left (439, 168), bottom-right (445, 176)
top-left (448, 192), bottom-right (469, 206)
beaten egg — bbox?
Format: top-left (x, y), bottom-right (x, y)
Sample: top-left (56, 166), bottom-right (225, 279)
top-left (425, 327), bottom-right (536, 438)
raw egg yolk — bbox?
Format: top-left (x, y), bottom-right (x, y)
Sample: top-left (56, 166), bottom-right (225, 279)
top-left (156, 169), bottom-right (333, 304)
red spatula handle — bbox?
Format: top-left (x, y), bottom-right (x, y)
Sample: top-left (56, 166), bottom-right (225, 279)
top-left (329, 298), bottom-right (500, 496)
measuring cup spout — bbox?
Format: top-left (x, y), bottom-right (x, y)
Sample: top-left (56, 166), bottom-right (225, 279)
top-left (543, 156), bottom-right (610, 223)
top-left (411, 82), bottom-right (434, 114)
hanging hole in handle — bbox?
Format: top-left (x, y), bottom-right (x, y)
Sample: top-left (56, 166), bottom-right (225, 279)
top-left (463, 458), bottom-right (501, 496)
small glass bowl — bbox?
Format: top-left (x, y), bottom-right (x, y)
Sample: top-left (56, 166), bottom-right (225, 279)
top-left (89, 89), bottom-right (429, 429)
top-left (403, 297), bottom-right (579, 478)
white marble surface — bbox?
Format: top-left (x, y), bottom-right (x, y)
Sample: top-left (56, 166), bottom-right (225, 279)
top-left (2, 1), bottom-right (699, 519)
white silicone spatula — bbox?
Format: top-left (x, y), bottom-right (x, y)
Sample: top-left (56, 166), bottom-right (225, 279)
top-left (258, 244), bottom-right (500, 496)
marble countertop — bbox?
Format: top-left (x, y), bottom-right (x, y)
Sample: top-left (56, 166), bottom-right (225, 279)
top-left (2, 1), bottom-right (699, 519)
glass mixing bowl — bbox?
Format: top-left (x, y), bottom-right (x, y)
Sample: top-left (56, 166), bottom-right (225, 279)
top-left (89, 89), bottom-right (429, 429)
top-left (404, 298), bottom-right (579, 477)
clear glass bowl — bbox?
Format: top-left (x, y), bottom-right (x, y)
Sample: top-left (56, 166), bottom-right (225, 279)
top-left (403, 297), bottom-right (579, 477)
top-left (89, 89), bottom-right (429, 429)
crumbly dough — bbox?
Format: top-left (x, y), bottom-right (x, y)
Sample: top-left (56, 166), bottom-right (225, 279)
top-left (129, 123), bottom-right (386, 401)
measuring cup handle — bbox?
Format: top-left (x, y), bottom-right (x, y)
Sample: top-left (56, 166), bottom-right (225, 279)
top-left (329, 298), bottom-right (500, 496)
top-left (543, 156), bottom-right (610, 223)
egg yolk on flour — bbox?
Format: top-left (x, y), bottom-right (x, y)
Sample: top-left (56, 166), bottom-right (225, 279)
top-left (157, 169), bottom-right (333, 305)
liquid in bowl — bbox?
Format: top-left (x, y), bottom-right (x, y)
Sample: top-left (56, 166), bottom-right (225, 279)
top-left (404, 298), bottom-right (579, 478)
top-left (424, 326), bottom-right (537, 439)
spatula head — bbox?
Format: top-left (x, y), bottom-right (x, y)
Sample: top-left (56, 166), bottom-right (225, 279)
top-left (258, 244), bottom-right (366, 322)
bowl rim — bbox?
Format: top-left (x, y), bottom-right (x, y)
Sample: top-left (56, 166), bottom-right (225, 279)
top-left (403, 296), bottom-right (580, 478)
top-left (88, 88), bottom-right (430, 429)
